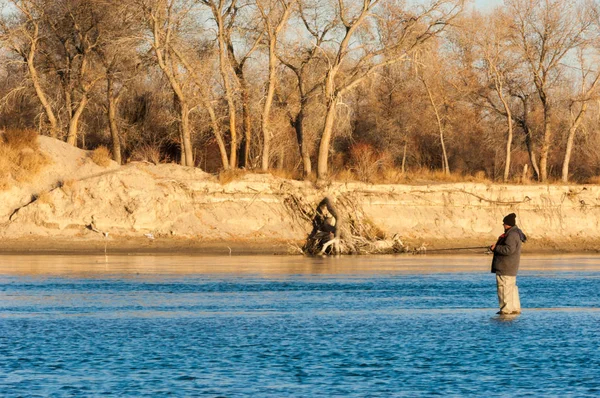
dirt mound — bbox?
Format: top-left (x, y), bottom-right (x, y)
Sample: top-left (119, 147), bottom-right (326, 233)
top-left (2, 137), bottom-right (600, 253)
top-left (0, 136), bottom-right (120, 219)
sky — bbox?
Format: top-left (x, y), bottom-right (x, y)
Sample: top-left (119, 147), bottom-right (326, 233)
top-left (474, 0), bottom-right (504, 11)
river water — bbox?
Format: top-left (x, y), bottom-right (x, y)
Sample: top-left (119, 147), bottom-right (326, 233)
top-left (1, 254), bottom-right (599, 397)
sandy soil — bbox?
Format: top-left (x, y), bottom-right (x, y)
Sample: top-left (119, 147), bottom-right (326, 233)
top-left (0, 236), bottom-right (296, 255)
top-left (3, 136), bottom-right (600, 256)
top-left (1, 236), bottom-right (598, 255)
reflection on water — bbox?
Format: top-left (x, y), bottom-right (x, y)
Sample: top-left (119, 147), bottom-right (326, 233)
top-left (0, 254), bottom-right (599, 396)
top-left (2, 254), bottom-right (600, 276)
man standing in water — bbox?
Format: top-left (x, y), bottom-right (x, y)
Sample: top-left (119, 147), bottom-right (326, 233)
top-left (490, 213), bottom-right (527, 315)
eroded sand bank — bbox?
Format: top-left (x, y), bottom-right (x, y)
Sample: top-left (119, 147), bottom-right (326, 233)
top-left (2, 137), bottom-right (600, 254)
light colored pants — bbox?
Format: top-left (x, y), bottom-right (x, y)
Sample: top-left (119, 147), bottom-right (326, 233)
top-left (496, 274), bottom-right (521, 314)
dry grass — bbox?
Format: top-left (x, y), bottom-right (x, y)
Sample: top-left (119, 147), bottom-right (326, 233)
top-left (3, 128), bottom-right (39, 151)
top-left (269, 168), bottom-right (302, 180)
top-left (586, 176), bottom-right (600, 185)
top-left (89, 146), bottom-right (113, 167)
top-left (0, 129), bottom-right (50, 190)
top-left (218, 168), bottom-right (248, 185)
top-left (333, 169), bottom-right (358, 184)
top-left (130, 144), bottom-right (162, 164)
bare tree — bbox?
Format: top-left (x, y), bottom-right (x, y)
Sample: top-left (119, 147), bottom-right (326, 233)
top-left (199, 0), bottom-right (263, 169)
top-left (457, 11), bottom-right (520, 181)
top-left (561, 47), bottom-right (600, 182)
top-left (277, 1), bottom-right (335, 177)
top-left (58, 1), bottom-right (102, 147)
top-left (95, 0), bottom-right (142, 164)
top-left (140, 0), bottom-right (195, 166)
top-left (169, 45), bottom-right (231, 169)
top-left (256, 0), bottom-right (292, 171)
top-left (416, 50), bottom-right (451, 175)
top-left (313, 0), bottom-right (464, 180)
top-left (507, 0), bottom-right (592, 182)
top-left (0, 0), bottom-right (59, 136)
top-left (224, 2), bottom-right (263, 168)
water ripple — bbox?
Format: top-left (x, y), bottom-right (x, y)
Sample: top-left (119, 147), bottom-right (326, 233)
top-left (0, 256), bottom-right (599, 396)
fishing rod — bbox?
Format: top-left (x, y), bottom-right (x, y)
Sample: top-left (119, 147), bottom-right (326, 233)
top-left (413, 246), bottom-right (491, 254)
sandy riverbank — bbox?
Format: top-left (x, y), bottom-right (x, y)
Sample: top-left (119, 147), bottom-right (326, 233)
top-left (3, 137), bottom-right (600, 255)
top-left (1, 236), bottom-right (598, 256)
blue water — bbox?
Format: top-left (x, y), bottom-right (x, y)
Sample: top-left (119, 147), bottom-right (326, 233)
top-left (1, 255), bottom-right (599, 397)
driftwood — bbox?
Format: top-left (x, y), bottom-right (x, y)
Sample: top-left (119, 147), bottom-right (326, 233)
top-left (283, 192), bottom-right (407, 255)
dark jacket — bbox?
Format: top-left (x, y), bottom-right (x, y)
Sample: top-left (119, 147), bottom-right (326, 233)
top-left (491, 226), bottom-right (527, 276)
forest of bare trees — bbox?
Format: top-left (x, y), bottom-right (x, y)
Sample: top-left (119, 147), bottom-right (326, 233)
top-left (2, 0), bottom-right (600, 183)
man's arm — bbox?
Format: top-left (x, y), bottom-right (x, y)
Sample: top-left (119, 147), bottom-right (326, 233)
top-left (494, 231), bottom-right (519, 256)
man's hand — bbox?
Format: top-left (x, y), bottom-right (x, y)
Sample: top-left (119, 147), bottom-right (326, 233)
top-left (490, 244), bottom-right (496, 251)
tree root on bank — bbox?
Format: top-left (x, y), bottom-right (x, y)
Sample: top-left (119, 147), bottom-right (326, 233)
top-left (283, 192), bottom-right (407, 255)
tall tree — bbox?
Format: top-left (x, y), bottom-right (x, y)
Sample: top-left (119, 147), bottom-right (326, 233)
top-left (0, 0), bottom-right (59, 136)
top-left (199, 0), bottom-right (263, 169)
top-left (277, 0), bottom-right (335, 177)
top-left (140, 0), bottom-right (196, 167)
top-left (507, 0), bottom-right (592, 182)
top-left (416, 49), bottom-right (451, 175)
top-left (561, 47), bottom-right (600, 182)
top-left (96, 0), bottom-right (142, 164)
top-left (256, 0), bottom-right (292, 171)
top-left (313, 0), bottom-right (464, 180)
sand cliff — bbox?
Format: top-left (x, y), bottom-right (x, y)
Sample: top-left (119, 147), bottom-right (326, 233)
top-left (1, 137), bottom-right (599, 253)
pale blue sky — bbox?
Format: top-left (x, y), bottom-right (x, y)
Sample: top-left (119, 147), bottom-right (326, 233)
top-left (474, 0), bottom-right (504, 10)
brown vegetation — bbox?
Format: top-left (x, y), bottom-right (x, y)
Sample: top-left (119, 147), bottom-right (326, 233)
top-left (1, 0), bottom-right (600, 184)
top-left (0, 129), bottom-right (50, 190)
top-left (89, 146), bottom-right (113, 168)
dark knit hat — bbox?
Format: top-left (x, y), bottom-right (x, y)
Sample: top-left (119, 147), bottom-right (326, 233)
top-left (503, 213), bottom-right (516, 227)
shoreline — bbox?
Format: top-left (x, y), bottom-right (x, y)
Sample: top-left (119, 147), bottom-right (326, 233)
top-left (1, 236), bottom-right (599, 256)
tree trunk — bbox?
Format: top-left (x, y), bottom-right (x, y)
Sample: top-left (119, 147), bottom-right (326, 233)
top-left (519, 96), bottom-right (540, 181)
top-left (107, 79), bottom-right (122, 165)
top-left (66, 95), bottom-right (88, 146)
top-left (293, 108), bottom-right (311, 177)
top-left (562, 103), bottom-right (588, 182)
top-left (261, 40), bottom-right (278, 171)
top-left (401, 140), bottom-right (407, 174)
top-left (205, 100), bottom-right (230, 170)
top-left (539, 106), bottom-right (552, 182)
top-left (238, 79), bottom-right (251, 168)
top-left (180, 101), bottom-right (194, 167)
top-left (423, 78), bottom-right (449, 174)
top-left (498, 92), bottom-right (513, 182)
top-left (214, 12), bottom-right (238, 169)
top-left (317, 99), bottom-right (337, 180)
top-left (26, 25), bottom-right (58, 137)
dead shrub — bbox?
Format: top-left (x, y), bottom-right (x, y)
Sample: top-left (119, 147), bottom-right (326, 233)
top-left (2, 128), bottom-right (39, 150)
top-left (349, 143), bottom-right (391, 183)
top-left (586, 175), bottom-right (600, 185)
top-left (380, 168), bottom-right (406, 184)
top-left (0, 131), bottom-right (50, 190)
top-left (270, 168), bottom-right (302, 180)
top-left (472, 170), bottom-right (487, 182)
top-left (218, 168), bottom-right (247, 184)
top-left (17, 149), bottom-right (48, 176)
top-left (130, 144), bottom-right (162, 164)
top-left (333, 168), bottom-right (358, 183)
top-left (90, 146), bottom-right (112, 167)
